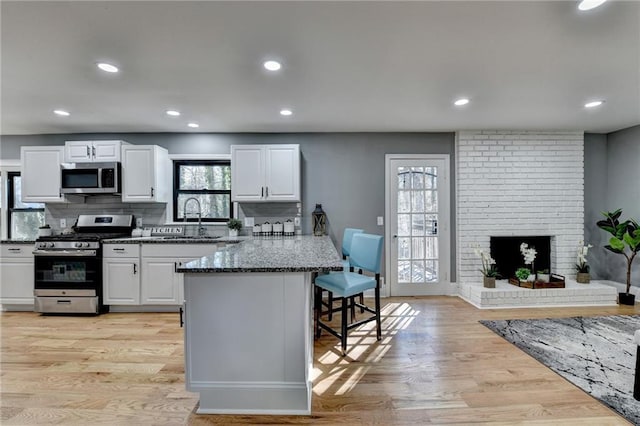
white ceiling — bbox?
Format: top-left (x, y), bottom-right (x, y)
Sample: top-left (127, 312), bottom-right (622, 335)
top-left (1, 1), bottom-right (639, 135)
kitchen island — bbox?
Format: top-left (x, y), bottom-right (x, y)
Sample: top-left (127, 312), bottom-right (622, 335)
top-left (176, 235), bottom-right (343, 415)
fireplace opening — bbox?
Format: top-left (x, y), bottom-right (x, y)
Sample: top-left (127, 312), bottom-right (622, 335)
top-left (490, 236), bottom-right (551, 280)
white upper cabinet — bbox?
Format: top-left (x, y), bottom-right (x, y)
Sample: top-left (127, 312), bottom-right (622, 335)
top-left (64, 140), bottom-right (128, 163)
top-left (20, 146), bottom-right (66, 203)
top-left (231, 144), bottom-right (300, 202)
top-left (121, 145), bottom-right (170, 203)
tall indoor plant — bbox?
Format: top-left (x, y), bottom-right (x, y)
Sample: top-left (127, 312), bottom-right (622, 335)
top-left (597, 209), bottom-right (640, 305)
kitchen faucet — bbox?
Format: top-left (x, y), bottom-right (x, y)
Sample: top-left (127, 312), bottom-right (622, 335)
top-left (183, 197), bottom-right (205, 236)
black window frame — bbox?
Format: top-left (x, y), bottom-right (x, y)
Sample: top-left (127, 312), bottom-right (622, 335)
top-left (172, 160), bottom-right (233, 223)
top-left (7, 171), bottom-right (45, 239)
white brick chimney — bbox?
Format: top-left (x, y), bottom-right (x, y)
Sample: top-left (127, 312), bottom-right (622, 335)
top-left (456, 130), bottom-right (584, 285)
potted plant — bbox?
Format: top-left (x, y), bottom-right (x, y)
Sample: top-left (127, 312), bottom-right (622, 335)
top-left (519, 243), bottom-right (537, 282)
top-left (515, 267), bottom-right (532, 283)
top-left (474, 245), bottom-right (498, 288)
top-left (575, 240), bottom-right (593, 284)
top-left (597, 209), bottom-right (640, 305)
top-left (537, 269), bottom-right (550, 283)
top-left (227, 218), bottom-right (242, 237)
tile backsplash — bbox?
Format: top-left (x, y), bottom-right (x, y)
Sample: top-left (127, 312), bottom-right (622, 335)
top-left (236, 202), bottom-right (302, 235)
top-left (44, 197), bottom-right (302, 237)
top-left (45, 195), bottom-right (167, 232)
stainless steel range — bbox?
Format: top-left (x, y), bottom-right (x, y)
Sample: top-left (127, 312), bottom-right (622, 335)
top-left (33, 214), bottom-right (134, 314)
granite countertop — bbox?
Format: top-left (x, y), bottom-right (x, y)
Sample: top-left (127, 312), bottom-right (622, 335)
top-left (176, 235), bottom-right (344, 273)
top-left (1, 239), bottom-right (36, 245)
top-left (103, 236), bottom-right (230, 244)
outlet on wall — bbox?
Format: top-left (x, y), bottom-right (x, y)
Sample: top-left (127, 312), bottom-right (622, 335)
top-left (136, 218), bottom-right (143, 228)
top-left (60, 219), bottom-right (66, 228)
top-left (377, 216), bottom-right (384, 226)
top-left (294, 217), bottom-right (301, 226)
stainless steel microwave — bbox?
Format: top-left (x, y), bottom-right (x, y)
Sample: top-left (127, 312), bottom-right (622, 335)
top-left (61, 162), bottom-right (121, 194)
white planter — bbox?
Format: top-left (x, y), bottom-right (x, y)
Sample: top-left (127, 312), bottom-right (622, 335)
top-left (228, 229), bottom-right (238, 237)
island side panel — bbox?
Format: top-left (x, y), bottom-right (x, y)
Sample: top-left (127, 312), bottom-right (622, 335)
top-left (183, 271), bottom-right (312, 415)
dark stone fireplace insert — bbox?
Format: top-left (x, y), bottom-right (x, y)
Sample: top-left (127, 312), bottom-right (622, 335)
top-left (490, 236), bottom-right (551, 280)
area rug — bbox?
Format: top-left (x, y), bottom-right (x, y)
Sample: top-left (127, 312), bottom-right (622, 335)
top-left (480, 315), bottom-right (640, 424)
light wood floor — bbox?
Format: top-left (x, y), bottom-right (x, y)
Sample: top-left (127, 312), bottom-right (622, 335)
top-left (2, 297), bottom-right (639, 425)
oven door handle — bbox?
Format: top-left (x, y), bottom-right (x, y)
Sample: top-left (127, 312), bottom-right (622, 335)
top-left (33, 249), bottom-right (97, 257)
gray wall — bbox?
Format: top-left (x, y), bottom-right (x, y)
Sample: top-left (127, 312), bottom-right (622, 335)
top-left (585, 125), bottom-right (640, 285)
top-left (605, 125), bottom-right (640, 284)
top-left (584, 133), bottom-right (608, 279)
top-left (1, 132), bottom-right (457, 280)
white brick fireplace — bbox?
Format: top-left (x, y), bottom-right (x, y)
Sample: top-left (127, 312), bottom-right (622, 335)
top-left (455, 130), bottom-right (617, 308)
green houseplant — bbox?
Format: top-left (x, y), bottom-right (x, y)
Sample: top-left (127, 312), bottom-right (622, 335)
top-left (227, 218), bottom-right (242, 237)
top-left (596, 209), bottom-right (640, 305)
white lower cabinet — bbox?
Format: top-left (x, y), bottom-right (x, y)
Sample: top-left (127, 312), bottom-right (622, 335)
top-left (103, 258), bottom-right (140, 304)
top-left (103, 244), bottom-right (140, 305)
top-left (103, 243), bottom-right (215, 309)
top-left (141, 258), bottom-right (182, 305)
top-left (141, 244), bottom-right (215, 306)
top-left (0, 244), bottom-right (35, 307)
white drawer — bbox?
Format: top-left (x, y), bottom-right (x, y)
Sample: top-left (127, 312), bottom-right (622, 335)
top-left (142, 244), bottom-right (215, 258)
top-left (103, 244), bottom-right (140, 258)
top-left (1, 245), bottom-right (34, 258)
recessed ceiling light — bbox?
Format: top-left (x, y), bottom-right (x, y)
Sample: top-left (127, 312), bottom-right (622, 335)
top-left (584, 100), bottom-right (604, 108)
top-left (187, 122), bottom-right (199, 128)
top-left (280, 109), bottom-right (293, 116)
top-left (166, 110), bottom-right (181, 116)
top-left (264, 60), bottom-right (282, 71)
top-left (454, 98), bottom-right (470, 106)
top-left (53, 109), bottom-right (70, 116)
top-left (578, 0), bottom-right (607, 11)
top-left (97, 62), bottom-right (119, 73)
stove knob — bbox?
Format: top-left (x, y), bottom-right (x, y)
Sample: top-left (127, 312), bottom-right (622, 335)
top-left (75, 242), bottom-right (82, 248)
top-left (83, 242), bottom-right (90, 248)
top-left (47, 243), bottom-right (55, 248)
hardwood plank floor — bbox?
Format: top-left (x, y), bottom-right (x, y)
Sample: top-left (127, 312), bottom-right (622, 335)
top-left (2, 297), bottom-right (638, 425)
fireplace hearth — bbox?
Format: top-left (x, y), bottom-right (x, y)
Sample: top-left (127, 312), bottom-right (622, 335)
top-left (490, 236), bottom-right (551, 280)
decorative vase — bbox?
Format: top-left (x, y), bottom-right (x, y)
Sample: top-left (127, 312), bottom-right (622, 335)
top-left (483, 276), bottom-right (496, 288)
top-left (619, 292), bottom-right (636, 305)
top-left (576, 272), bottom-right (590, 284)
top-left (229, 229), bottom-right (238, 237)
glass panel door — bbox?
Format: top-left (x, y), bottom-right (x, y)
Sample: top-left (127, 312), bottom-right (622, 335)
top-left (389, 157), bottom-right (450, 296)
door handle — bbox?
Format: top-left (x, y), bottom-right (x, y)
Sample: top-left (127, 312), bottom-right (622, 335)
top-left (265, 187), bottom-right (268, 197)
top-left (86, 146), bottom-right (90, 157)
top-left (261, 187), bottom-right (264, 198)
top-left (393, 235), bottom-right (398, 238)
top-left (151, 187), bottom-right (154, 197)
top-left (133, 263), bottom-right (137, 274)
top-left (92, 146), bottom-right (96, 158)
top-left (179, 306), bottom-right (184, 328)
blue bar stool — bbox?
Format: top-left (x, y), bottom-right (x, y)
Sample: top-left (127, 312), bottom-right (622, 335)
top-left (314, 233), bottom-right (384, 356)
top-left (323, 228), bottom-right (364, 321)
